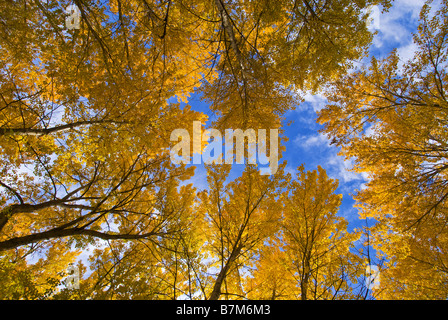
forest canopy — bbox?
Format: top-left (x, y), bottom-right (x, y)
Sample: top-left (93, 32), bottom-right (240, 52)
top-left (1, 0), bottom-right (447, 300)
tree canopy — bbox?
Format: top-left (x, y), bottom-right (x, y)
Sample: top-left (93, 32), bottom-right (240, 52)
top-left (3, 0), bottom-right (448, 301)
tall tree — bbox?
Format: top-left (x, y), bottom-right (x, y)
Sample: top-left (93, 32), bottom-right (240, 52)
top-left (0, 0), bottom-right (208, 253)
top-left (246, 165), bottom-right (361, 300)
top-left (318, 0), bottom-right (448, 299)
top-left (0, 0), bottom-right (390, 253)
top-left (198, 163), bottom-right (289, 300)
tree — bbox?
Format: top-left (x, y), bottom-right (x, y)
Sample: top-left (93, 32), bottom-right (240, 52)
top-left (197, 163), bottom-right (289, 300)
top-left (0, 0), bottom-right (390, 251)
top-left (246, 165), bottom-right (361, 300)
top-left (0, 0), bottom-right (209, 253)
top-left (318, 0), bottom-right (448, 299)
top-left (200, 0), bottom-right (392, 129)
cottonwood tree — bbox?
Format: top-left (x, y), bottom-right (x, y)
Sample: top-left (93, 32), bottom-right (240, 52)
top-left (198, 164), bottom-right (289, 300)
top-left (246, 165), bottom-right (361, 300)
top-left (0, 0), bottom-right (207, 297)
top-left (318, 0), bottom-right (448, 299)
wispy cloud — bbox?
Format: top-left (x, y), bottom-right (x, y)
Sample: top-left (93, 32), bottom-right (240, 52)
top-left (294, 132), bottom-right (330, 150)
top-left (373, 0), bottom-right (424, 48)
top-left (303, 92), bottom-right (328, 112)
top-left (327, 155), bottom-right (366, 184)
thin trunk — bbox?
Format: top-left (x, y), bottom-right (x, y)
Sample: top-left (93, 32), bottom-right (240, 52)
top-left (213, 0), bottom-right (249, 124)
top-left (301, 251), bottom-right (311, 300)
top-left (208, 243), bottom-right (243, 300)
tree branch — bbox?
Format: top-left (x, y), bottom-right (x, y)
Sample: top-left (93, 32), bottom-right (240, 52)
top-left (0, 120), bottom-right (126, 136)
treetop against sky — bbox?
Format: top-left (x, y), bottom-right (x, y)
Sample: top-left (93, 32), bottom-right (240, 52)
top-left (1, 0), bottom-right (447, 300)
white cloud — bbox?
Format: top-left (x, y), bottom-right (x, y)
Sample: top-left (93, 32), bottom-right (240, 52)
top-left (339, 206), bottom-right (361, 223)
top-left (284, 164), bottom-right (298, 177)
top-left (294, 133), bottom-right (330, 150)
top-left (327, 155), bottom-right (365, 184)
top-left (397, 40), bottom-right (419, 68)
top-left (303, 92), bottom-right (328, 112)
top-left (372, 0), bottom-right (424, 49)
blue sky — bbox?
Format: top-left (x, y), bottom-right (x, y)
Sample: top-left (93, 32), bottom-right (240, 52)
top-left (183, 0), bottom-right (430, 233)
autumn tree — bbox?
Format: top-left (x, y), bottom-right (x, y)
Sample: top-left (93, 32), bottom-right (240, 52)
top-left (200, 0), bottom-right (393, 129)
top-left (318, 0), bottom-right (448, 299)
top-left (196, 163), bottom-right (289, 300)
top-left (246, 165), bottom-right (361, 300)
top-left (0, 0), bottom-right (209, 297)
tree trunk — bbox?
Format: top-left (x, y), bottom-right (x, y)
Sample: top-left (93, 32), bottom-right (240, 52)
top-left (208, 243), bottom-right (243, 300)
top-left (301, 251), bottom-right (312, 300)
